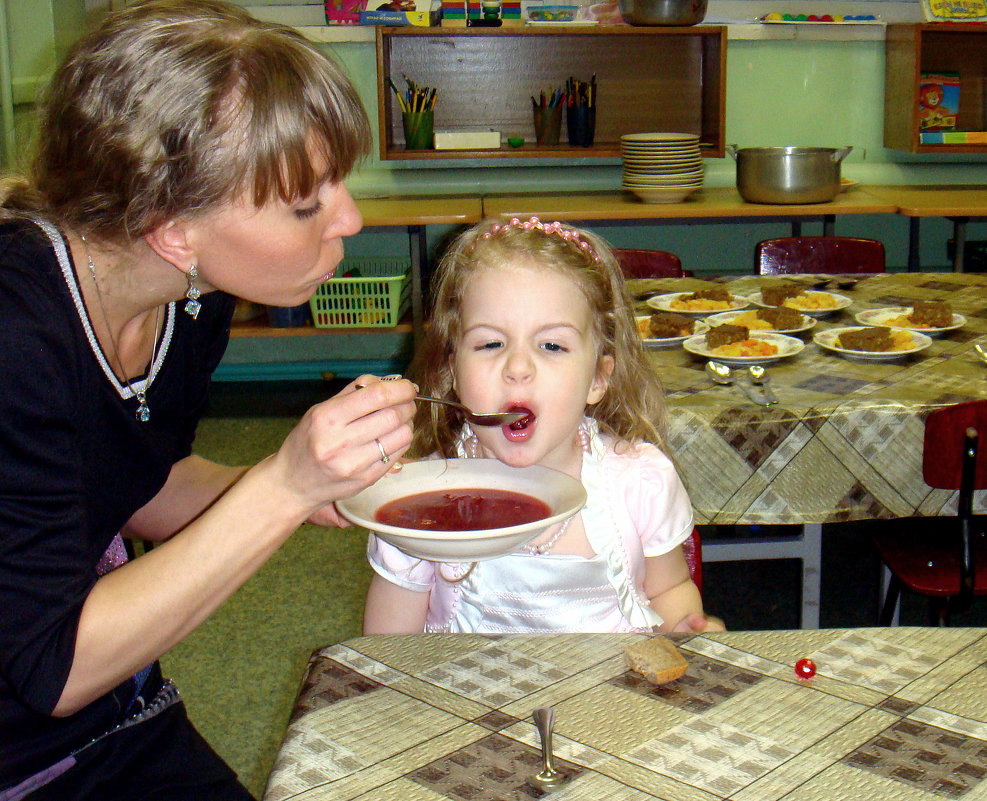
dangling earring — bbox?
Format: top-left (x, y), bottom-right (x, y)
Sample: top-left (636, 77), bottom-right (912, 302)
top-left (184, 265), bottom-right (201, 319)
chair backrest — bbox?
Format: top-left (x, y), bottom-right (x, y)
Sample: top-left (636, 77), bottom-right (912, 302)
top-left (755, 236), bottom-right (886, 275)
top-left (923, 401), bottom-right (987, 492)
top-left (923, 401), bottom-right (986, 612)
top-left (613, 248), bottom-right (686, 279)
top-left (682, 527), bottom-right (703, 593)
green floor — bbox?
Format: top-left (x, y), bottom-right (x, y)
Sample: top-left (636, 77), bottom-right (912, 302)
top-left (161, 414), bottom-right (374, 798)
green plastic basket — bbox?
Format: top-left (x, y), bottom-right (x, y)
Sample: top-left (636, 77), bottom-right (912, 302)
top-left (309, 257), bottom-right (411, 329)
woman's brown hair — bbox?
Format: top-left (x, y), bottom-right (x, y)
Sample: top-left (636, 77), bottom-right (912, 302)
top-left (1, 0), bottom-right (370, 242)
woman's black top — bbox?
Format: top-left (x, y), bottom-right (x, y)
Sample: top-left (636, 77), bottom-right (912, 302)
top-left (0, 218), bottom-right (235, 787)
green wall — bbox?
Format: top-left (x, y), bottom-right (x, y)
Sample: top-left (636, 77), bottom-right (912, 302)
top-left (324, 36), bottom-right (987, 273)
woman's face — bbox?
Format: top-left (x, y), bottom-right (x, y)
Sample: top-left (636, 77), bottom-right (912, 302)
top-left (185, 176), bottom-right (363, 308)
top-left (451, 260), bottom-right (612, 475)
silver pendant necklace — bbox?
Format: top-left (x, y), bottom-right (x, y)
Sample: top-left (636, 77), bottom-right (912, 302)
top-left (81, 235), bottom-right (160, 423)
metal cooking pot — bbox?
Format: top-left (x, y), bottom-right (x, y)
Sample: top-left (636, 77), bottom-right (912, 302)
top-left (617, 0), bottom-right (707, 25)
top-left (727, 145), bottom-right (852, 204)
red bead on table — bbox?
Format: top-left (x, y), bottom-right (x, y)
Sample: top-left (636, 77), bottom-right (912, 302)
top-left (795, 658), bottom-right (816, 679)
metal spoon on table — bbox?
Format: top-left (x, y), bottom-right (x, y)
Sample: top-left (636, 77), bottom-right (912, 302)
top-left (975, 343), bottom-right (987, 365)
top-left (530, 707), bottom-right (566, 792)
top-left (747, 365), bottom-right (778, 404)
top-left (706, 361), bottom-right (770, 406)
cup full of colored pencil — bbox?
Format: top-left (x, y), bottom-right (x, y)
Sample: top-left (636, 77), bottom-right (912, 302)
top-left (566, 75), bottom-right (596, 147)
top-left (531, 86), bottom-right (565, 146)
top-left (391, 75), bottom-right (437, 150)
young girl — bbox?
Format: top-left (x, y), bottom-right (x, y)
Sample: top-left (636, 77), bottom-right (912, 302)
top-left (363, 217), bottom-right (723, 635)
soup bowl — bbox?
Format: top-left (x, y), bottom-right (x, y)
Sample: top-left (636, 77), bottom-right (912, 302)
top-left (337, 458), bottom-right (587, 561)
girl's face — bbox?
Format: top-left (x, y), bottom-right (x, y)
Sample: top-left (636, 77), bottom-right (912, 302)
top-left (451, 260), bottom-right (613, 475)
top-left (184, 177), bottom-right (363, 308)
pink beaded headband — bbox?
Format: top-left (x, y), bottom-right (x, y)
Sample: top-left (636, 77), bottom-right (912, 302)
top-left (473, 216), bottom-right (601, 262)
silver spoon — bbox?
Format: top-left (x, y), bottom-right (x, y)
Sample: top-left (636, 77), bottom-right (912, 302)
top-left (356, 381), bottom-right (528, 427)
top-left (706, 360), bottom-right (733, 387)
top-left (706, 361), bottom-right (769, 406)
top-left (975, 344), bottom-right (987, 365)
top-left (530, 707), bottom-right (566, 792)
top-left (747, 365), bottom-right (778, 404)
top-left (415, 395), bottom-right (529, 427)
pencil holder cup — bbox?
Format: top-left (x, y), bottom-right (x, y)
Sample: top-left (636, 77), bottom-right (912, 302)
top-left (532, 104), bottom-right (563, 146)
top-left (567, 105), bottom-right (596, 147)
top-left (402, 111), bottom-right (434, 150)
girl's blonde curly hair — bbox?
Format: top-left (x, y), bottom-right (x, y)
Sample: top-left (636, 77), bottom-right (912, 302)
top-left (407, 217), bottom-right (669, 458)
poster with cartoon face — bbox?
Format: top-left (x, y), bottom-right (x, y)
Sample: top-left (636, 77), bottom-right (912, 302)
top-left (919, 73), bottom-right (959, 130)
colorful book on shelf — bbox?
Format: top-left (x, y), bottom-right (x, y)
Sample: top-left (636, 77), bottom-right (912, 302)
top-left (919, 130), bottom-right (987, 143)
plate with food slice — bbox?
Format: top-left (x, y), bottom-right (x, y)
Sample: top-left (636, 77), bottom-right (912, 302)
top-left (749, 288), bottom-right (852, 317)
top-left (646, 289), bottom-right (749, 315)
top-left (706, 307), bottom-right (816, 335)
top-left (683, 329), bottom-right (805, 366)
top-left (854, 303), bottom-right (965, 335)
top-left (814, 325), bottom-right (933, 361)
top-left (635, 314), bottom-right (709, 348)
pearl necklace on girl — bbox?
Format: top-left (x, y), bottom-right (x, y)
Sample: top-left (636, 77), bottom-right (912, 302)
top-left (519, 514), bottom-right (576, 555)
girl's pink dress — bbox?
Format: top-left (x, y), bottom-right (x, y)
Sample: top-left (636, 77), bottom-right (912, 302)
top-left (367, 418), bottom-right (694, 633)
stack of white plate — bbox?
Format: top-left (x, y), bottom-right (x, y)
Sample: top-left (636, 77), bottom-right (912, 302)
top-left (621, 132), bottom-right (703, 204)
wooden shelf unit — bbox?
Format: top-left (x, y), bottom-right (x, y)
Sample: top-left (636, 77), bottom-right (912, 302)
top-left (376, 25), bottom-right (726, 161)
top-left (229, 319), bottom-right (414, 339)
top-left (884, 23), bottom-right (987, 154)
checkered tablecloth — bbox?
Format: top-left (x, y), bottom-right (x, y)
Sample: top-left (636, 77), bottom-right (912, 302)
top-left (263, 629), bottom-right (987, 801)
top-left (636, 273), bottom-right (987, 526)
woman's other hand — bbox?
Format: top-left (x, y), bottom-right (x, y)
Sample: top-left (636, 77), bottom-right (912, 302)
top-left (271, 375), bottom-right (417, 521)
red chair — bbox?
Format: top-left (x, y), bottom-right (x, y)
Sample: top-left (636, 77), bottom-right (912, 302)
top-left (613, 248), bottom-right (693, 279)
top-left (683, 527), bottom-right (703, 594)
top-left (872, 401), bottom-right (987, 625)
top-left (755, 236), bottom-right (885, 275)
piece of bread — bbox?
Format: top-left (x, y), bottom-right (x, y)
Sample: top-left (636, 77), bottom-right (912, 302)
top-left (706, 323), bottom-right (749, 350)
top-left (684, 286), bottom-right (731, 303)
top-left (624, 636), bottom-right (689, 684)
top-left (908, 300), bottom-right (952, 327)
top-left (761, 283), bottom-right (804, 307)
top-left (649, 311), bottom-right (695, 338)
top-left (838, 326), bottom-right (893, 352)
top-left (756, 306), bottom-right (803, 330)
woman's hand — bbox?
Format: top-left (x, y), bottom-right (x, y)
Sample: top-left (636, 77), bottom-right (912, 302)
top-left (270, 374), bottom-right (418, 522)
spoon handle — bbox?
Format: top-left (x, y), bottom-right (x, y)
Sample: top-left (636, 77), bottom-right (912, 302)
top-left (415, 394), bottom-right (461, 410)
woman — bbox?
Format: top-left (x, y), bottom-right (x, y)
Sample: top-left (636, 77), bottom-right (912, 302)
top-left (0, 2), bottom-right (416, 799)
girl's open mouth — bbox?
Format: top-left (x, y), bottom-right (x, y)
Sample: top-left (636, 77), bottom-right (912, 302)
top-left (503, 405), bottom-right (534, 435)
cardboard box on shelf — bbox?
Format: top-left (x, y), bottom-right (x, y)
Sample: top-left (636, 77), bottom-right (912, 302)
top-left (324, 0), bottom-right (364, 23)
top-left (919, 71), bottom-right (960, 131)
top-left (360, 0), bottom-right (441, 23)
top-left (433, 130), bottom-right (502, 149)
top-left (919, 130), bottom-right (987, 144)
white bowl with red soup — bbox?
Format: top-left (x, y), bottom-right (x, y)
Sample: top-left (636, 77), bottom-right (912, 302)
top-left (337, 459), bottom-right (587, 561)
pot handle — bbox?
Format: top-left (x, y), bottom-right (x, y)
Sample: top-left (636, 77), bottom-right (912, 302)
top-left (831, 146), bottom-right (853, 163)
top-left (726, 144), bottom-right (738, 161)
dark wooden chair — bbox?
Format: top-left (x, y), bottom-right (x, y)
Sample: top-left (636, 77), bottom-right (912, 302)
top-left (613, 248), bottom-right (693, 279)
top-left (872, 401), bottom-right (987, 625)
top-left (755, 236), bottom-right (885, 275)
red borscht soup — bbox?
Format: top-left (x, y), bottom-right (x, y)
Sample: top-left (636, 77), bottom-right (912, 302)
top-left (375, 489), bottom-right (551, 531)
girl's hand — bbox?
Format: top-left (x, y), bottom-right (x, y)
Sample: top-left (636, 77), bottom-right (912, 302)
top-left (269, 375), bottom-right (417, 521)
top-left (671, 612), bottom-right (726, 633)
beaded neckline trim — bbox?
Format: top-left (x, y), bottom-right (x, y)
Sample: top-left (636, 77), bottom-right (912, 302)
top-left (32, 217), bottom-right (175, 401)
